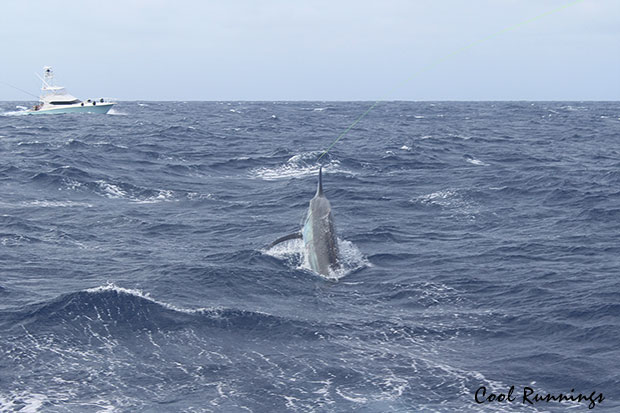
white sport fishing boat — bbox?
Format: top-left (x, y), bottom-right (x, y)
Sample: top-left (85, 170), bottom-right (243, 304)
top-left (27, 66), bottom-right (115, 115)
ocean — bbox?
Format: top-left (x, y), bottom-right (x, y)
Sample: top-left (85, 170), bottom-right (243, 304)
top-left (0, 101), bottom-right (618, 412)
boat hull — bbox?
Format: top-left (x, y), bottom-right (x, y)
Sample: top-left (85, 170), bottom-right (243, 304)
top-left (27, 103), bottom-right (115, 115)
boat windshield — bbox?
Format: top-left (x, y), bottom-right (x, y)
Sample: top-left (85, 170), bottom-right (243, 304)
top-left (48, 99), bottom-right (81, 105)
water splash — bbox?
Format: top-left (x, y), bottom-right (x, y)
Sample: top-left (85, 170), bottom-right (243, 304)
top-left (250, 152), bottom-right (352, 181)
top-left (263, 237), bottom-right (369, 280)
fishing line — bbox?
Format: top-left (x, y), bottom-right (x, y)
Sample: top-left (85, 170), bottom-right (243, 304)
top-left (1, 81), bottom-right (40, 100)
top-left (316, 0), bottom-right (585, 162)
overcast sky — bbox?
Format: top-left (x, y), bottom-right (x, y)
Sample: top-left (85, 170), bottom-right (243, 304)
top-left (1, 0), bottom-right (618, 100)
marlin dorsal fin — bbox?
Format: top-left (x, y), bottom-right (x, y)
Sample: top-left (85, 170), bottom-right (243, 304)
top-left (316, 166), bottom-right (324, 197)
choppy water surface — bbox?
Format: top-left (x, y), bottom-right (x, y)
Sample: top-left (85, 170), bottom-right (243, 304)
top-left (0, 101), bottom-right (619, 412)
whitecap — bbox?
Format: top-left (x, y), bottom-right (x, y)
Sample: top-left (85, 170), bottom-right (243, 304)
top-left (85, 283), bottom-right (217, 315)
top-left (250, 152), bottom-right (352, 181)
top-left (107, 108), bottom-right (127, 116)
top-left (134, 189), bottom-right (175, 204)
top-left (23, 200), bottom-right (94, 208)
top-left (335, 388), bottom-right (367, 403)
top-left (96, 180), bottom-right (127, 199)
top-left (467, 158), bottom-right (486, 166)
top-left (417, 190), bottom-right (458, 207)
top-left (0, 392), bottom-right (48, 413)
top-left (464, 155), bottom-right (488, 166)
top-left (413, 189), bottom-right (479, 218)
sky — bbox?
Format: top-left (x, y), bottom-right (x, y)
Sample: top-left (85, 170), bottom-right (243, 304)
top-left (0, 0), bottom-right (618, 101)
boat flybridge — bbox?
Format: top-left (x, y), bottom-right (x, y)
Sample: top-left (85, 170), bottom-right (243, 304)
top-left (27, 67), bottom-right (115, 115)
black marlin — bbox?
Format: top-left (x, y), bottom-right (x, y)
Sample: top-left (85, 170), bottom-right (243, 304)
top-left (269, 167), bottom-right (340, 276)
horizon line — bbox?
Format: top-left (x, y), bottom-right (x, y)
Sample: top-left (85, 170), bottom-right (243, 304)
top-left (2, 99), bottom-right (619, 103)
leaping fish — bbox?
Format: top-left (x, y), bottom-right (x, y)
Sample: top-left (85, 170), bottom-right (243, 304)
top-left (269, 167), bottom-right (340, 276)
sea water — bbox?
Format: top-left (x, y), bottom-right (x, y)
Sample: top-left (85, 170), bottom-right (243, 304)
top-left (0, 101), bottom-right (619, 412)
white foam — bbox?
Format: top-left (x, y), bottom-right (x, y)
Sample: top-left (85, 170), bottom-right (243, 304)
top-left (94, 180), bottom-right (175, 203)
top-left (326, 239), bottom-right (370, 280)
top-left (88, 401), bottom-right (117, 412)
top-left (85, 283), bottom-right (216, 315)
top-left (400, 145), bottom-right (411, 151)
top-left (186, 192), bottom-right (214, 200)
top-left (335, 388), bottom-right (367, 403)
top-left (0, 392), bottom-right (48, 413)
top-left (134, 189), bottom-right (175, 204)
top-left (1, 109), bottom-right (29, 117)
top-left (264, 237), bottom-right (305, 268)
top-left (417, 190), bottom-right (458, 206)
top-left (250, 153), bottom-right (352, 181)
top-left (96, 181), bottom-right (127, 199)
top-left (283, 395), bottom-right (300, 409)
top-left (62, 178), bottom-right (82, 191)
top-left (449, 134), bottom-right (471, 140)
top-left (466, 158), bottom-right (487, 166)
top-left (107, 108), bottom-right (127, 116)
top-left (263, 237), bottom-right (369, 280)
top-left (24, 200), bottom-right (94, 208)
top-left (413, 189), bottom-right (479, 219)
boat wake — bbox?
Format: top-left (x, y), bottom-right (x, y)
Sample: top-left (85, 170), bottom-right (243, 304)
top-left (1, 107), bottom-right (30, 117)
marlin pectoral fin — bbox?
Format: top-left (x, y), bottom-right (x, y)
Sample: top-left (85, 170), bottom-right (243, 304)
top-left (268, 232), bottom-right (302, 249)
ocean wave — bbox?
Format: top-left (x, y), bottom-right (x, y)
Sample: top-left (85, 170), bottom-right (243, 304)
top-left (2, 284), bottom-right (321, 339)
top-left (1, 101), bottom-right (618, 411)
top-left (29, 167), bottom-right (178, 203)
